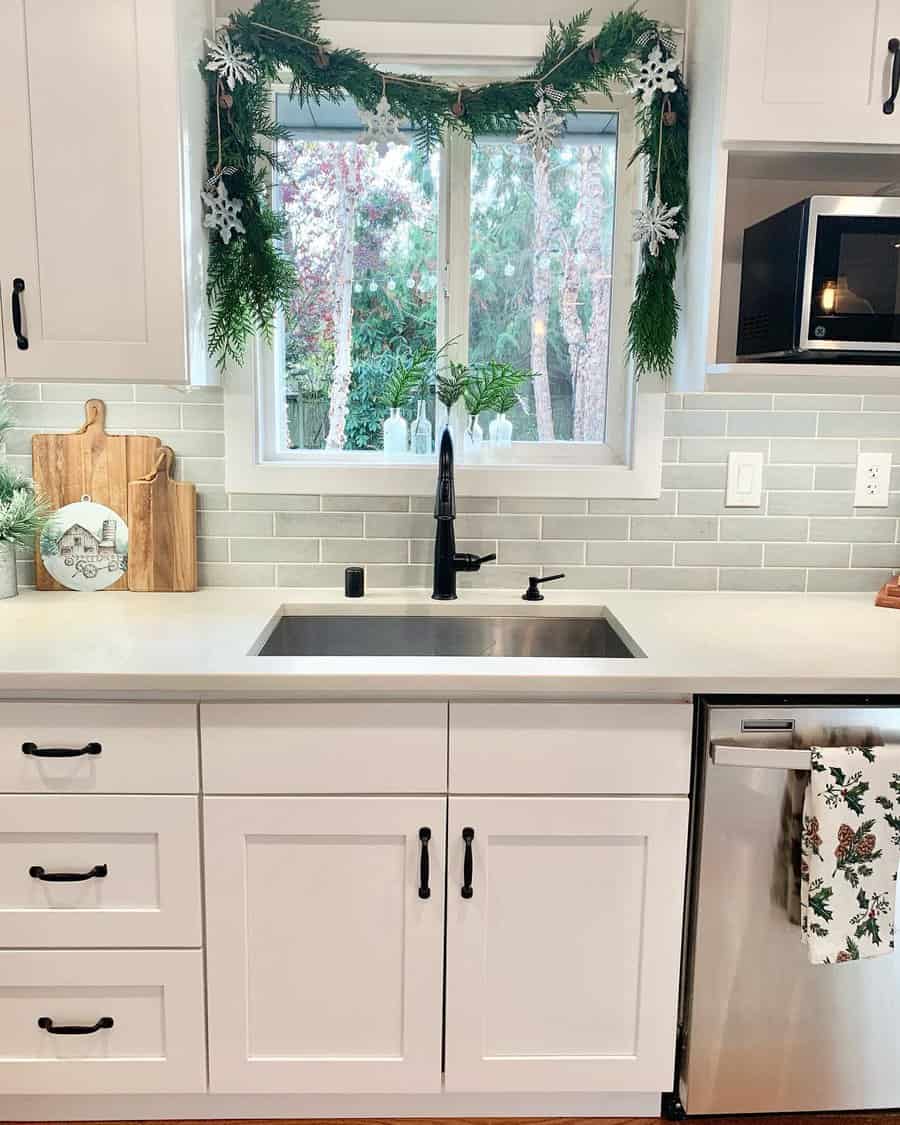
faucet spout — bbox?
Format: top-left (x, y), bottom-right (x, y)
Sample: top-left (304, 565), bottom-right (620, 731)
top-left (431, 427), bottom-right (496, 600)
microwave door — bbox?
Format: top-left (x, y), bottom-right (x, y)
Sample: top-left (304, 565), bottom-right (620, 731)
top-left (801, 202), bottom-right (900, 353)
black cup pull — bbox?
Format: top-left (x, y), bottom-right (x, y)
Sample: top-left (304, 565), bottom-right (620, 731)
top-left (38, 1016), bottom-right (113, 1036)
top-left (22, 741), bottom-right (102, 759)
top-left (418, 827), bottom-right (431, 899)
top-left (30, 864), bottom-right (107, 883)
top-left (461, 826), bottom-right (475, 899)
top-left (884, 38), bottom-right (900, 114)
top-left (11, 278), bottom-right (28, 350)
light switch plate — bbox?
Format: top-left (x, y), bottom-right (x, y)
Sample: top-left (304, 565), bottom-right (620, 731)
top-left (854, 451), bottom-right (892, 507)
top-left (725, 451), bottom-right (763, 507)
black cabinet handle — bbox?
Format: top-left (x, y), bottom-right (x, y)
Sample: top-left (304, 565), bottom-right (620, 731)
top-left (461, 826), bottom-right (475, 899)
top-left (38, 1017), bottom-right (113, 1036)
top-left (29, 864), bottom-right (107, 883)
top-left (884, 38), bottom-right (900, 114)
top-left (418, 827), bottom-right (431, 899)
top-left (11, 278), bottom-right (28, 350)
top-left (22, 741), bottom-right (102, 759)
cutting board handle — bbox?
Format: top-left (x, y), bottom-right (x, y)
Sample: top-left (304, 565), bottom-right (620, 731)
top-left (76, 398), bottom-right (107, 435)
top-left (139, 445), bottom-right (175, 483)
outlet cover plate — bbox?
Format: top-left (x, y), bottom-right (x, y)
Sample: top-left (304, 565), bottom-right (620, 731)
top-left (854, 452), bottom-right (892, 508)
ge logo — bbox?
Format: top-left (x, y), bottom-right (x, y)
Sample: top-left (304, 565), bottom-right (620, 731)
top-left (814, 326), bottom-right (826, 338)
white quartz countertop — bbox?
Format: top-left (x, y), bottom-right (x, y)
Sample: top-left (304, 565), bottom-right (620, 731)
top-left (2, 587), bottom-right (900, 700)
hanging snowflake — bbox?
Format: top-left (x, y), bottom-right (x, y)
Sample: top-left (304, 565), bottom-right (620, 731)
top-left (201, 179), bottom-right (245, 245)
top-left (359, 94), bottom-right (405, 153)
top-left (632, 197), bottom-right (681, 256)
top-left (205, 30), bottom-right (257, 91)
top-left (516, 95), bottom-right (564, 160)
top-left (632, 45), bottom-right (678, 106)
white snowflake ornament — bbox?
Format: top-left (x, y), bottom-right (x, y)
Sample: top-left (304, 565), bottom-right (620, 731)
top-left (632, 197), bottom-right (681, 256)
top-left (205, 30), bottom-right (257, 91)
top-left (359, 95), bottom-right (406, 154)
top-left (201, 179), bottom-right (245, 245)
top-left (632, 45), bottom-right (678, 106)
top-left (516, 95), bottom-right (564, 161)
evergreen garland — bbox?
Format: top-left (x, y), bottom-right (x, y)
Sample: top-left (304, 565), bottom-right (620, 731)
top-left (203, 0), bottom-right (689, 380)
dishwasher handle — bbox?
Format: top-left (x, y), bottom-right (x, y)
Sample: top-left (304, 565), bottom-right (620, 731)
top-left (710, 742), bottom-right (811, 770)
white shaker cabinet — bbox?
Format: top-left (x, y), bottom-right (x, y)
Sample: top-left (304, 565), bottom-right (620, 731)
top-left (722, 0), bottom-right (900, 145)
top-left (204, 796), bottom-right (447, 1094)
top-left (444, 796), bottom-right (689, 1093)
top-left (0, 0), bottom-right (210, 384)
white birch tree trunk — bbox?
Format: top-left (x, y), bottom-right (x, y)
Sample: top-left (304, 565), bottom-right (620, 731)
top-left (561, 148), bottom-right (611, 443)
top-left (325, 148), bottom-right (364, 451)
top-left (530, 152), bottom-right (555, 442)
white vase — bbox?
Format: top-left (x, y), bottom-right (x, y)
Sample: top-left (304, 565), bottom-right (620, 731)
top-left (464, 414), bottom-right (483, 456)
top-left (489, 412), bottom-right (513, 447)
top-left (411, 400), bottom-right (432, 456)
top-left (0, 541), bottom-right (17, 600)
top-left (382, 408), bottom-right (408, 456)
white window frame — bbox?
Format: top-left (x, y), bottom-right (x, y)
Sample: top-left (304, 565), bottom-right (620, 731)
top-left (223, 20), bottom-right (668, 499)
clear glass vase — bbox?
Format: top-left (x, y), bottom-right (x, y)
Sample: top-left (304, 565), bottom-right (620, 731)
top-left (411, 399), bottom-right (432, 456)
top-left (489, 412), bottom-right (513, 447)
top-left (464, 414), bottom-right (483, 456)
top-left (382, 407), bottom-right (408, 456)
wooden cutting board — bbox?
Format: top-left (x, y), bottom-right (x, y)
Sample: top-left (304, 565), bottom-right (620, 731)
top-left (32, 399), bottom-right (160, 591)
top-left (127, 446), bottom-right (197, 592)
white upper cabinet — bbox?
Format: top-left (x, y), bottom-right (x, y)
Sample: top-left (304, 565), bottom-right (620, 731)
top-left (722, 0), bottom-right (900, 146)
top-left (444, 796), bottom-right (689, 1094)
top-left (0, 0), bottom-right (210, 384)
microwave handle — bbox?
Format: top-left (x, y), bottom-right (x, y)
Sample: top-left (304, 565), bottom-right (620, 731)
top-left (710, 743), bottom-right (811, 770)
top-left (884, 37), bottom-right (900, 114)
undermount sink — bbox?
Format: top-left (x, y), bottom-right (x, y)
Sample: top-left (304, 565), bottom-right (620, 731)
top-left (256, 613), bottom-right (642, 659)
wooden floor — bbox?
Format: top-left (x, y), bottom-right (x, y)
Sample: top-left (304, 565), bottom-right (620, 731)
top-left (14, 1114), bottom-right (900, 1125)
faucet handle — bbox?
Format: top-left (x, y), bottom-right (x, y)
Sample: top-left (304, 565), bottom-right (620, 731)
top-left (454, 552), bottom-right (497, 573)
top-left (522, 573), bottom-right (565, 602)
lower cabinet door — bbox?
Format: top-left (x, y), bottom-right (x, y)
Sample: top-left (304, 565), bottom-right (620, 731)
top-left (204, 796), bottom-right (446, 1093)
top-left (0, 949), bottom-right (206, 1093)
top-left (444, 796), bottom-right (689, 1093)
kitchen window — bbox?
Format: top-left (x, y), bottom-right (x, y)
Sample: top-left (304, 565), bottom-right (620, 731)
top-left (226, 27), bottom-right (665, 498)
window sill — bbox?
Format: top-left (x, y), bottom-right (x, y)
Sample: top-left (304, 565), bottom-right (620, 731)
top-left (224, 353), bottom-right (664, 499)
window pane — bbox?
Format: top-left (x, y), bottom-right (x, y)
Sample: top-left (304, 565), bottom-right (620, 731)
top-left (276, 99), bottom-right (439, 452)
top-left (468, 113), bottom-right (618, 444)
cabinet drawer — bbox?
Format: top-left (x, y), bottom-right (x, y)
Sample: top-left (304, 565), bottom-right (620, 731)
top-left (0, 949), bottom-right (205, 1094)
top-left (0, 795), bottom-right (201, 948)
top-left (450, 703), bottom-right (691, 794)
top-left (0, 703), bottom-right (198, 793)
top-left (202, 703), bottom-right (447, 794)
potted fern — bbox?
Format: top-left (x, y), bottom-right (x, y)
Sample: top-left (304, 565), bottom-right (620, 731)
top-left (0, 464), bottom-right (49, 599)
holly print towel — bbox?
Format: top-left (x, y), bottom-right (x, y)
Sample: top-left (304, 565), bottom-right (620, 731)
top-left (801, 745), bottom-right (900, 964)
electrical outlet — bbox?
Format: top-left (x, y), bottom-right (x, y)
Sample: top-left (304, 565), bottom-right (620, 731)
top-left (726, 451), bottom-right (763, 507)
top-left (854, 452), bottom-right (892, 508)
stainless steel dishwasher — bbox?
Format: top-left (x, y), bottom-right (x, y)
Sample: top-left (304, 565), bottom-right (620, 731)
top-left (675, 698), bottom-right (900, 1116)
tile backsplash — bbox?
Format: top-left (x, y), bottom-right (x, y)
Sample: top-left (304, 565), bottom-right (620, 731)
top-left (5, 382), bottom-right (900, 592)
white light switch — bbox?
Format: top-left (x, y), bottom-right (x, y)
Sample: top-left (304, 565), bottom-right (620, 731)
top-left (726, 451), bottom-right (763, 507)
top-left (854, 451), bottom-right (892, 507)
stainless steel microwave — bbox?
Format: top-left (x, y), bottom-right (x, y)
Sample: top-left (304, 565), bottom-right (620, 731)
top-left (736, 195), bottom-right (900, 361)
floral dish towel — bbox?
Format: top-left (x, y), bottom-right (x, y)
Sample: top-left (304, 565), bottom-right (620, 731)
top-left (801, 745), bottom-right (900, 964)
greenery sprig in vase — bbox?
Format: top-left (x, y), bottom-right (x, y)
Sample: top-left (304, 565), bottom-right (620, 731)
top-left (0, 464), bottom-right (50, 600)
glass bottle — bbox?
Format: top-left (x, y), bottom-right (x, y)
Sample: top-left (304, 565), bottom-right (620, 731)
top-left (412, 399), bottom-right (432, 456)
top-left (489, 412), bottom-right (513, 447)
top-left (382, 408), bottom-right (408, 456)
top-left (464, 414), bottom-right (483, 455)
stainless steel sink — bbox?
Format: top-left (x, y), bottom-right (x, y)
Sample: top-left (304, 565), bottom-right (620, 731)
top-left (256, 613), bottom-right (642, 659)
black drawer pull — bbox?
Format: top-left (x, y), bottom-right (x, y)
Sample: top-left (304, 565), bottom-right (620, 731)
top-left (418, 827), bottom-right (431, 899)
top-left (30, 864), bottom-right (107, 883)
top-left (11, 278), bottom-right (28, 351)
top-left (38, 1016), bottom-right (113, 1036)
top-left (22, 741), bottom-right (102, 759)
top-left (461, 826), bottom-right (475, 899)
top-left (885, 37), bottom-right (900, 114)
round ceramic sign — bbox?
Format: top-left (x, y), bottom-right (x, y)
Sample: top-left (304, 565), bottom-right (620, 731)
top-left (40, 497), bottom-right (128, 592)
